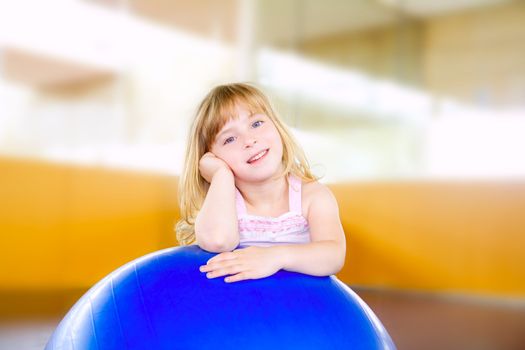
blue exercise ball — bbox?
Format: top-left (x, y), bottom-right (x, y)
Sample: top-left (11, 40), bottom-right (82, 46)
top-left (46, 245), bottom-right (396, 349)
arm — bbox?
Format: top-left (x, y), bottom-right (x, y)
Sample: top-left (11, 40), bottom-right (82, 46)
top-left (195, 167), bottom-right (239, 253)
top-left (275, 184), bottom-right (346, 276)
top-left (274, 241), bottom-right (345, 276)
top-left (199, 183), bottom-right (347, 282)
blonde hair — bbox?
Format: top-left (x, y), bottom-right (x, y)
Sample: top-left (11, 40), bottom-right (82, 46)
top-left (175, 83), bottom-right (320, 245)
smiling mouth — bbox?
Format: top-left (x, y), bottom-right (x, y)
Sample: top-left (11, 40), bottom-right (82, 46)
top-left (247, 149), bottom-right (269, 164)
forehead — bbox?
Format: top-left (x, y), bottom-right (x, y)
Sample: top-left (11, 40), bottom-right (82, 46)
top-left (208, 98), bottom-right (265, 146)
top-left (220, 103), bottom-right (254, 125)
top-left (216, 99), bottom-right (261, 128)
top-left (215, 113), bottom-right (258, 143)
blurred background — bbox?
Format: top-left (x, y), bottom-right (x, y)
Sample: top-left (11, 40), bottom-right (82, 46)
top-left (1, 0), bottom-right (524, 349)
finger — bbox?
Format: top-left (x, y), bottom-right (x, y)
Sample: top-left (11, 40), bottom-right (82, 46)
top-left (231, 248), bottom-right (246, 256)
top-left (207, 252), bottom-right (236, 264)
top-left (200, 261), bottom-right (231, 272)
top-left (225, 272), bottom-right (251, 283)
top-left (205, 264), bottom-right (244, 279)
top-left (201, 259), bottom-right (241, 273)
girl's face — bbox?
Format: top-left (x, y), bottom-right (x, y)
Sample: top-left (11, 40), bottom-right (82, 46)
top-left (210, 103), bottom-right (284, 183)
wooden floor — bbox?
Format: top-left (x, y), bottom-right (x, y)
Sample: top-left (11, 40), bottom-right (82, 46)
top-left (357, 288), bottom-right (525, 350)
top-left (1, 287), bottom-right (524, 350)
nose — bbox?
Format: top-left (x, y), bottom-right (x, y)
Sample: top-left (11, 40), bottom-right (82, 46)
top-left (244, 138), bottom-right (257, 148)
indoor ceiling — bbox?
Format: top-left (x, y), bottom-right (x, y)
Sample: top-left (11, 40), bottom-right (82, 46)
top-left (89, 0), bottom-right (514, 45)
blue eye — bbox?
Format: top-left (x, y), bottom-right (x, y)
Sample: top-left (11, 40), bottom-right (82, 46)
top-left (222, 120), bottom-right (264, 145)
top-left (253, 120), bottom-right (264, 128)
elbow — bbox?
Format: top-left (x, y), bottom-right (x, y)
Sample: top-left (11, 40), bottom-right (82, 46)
top-left (333, 242), bottom-right (347, 274)
top-left (333, 256), bottom-right (346, 275)
top-left (196, 233), bottom-right (239, 253)
top-left (194, 220), bottom-right (239, 253)
top-left (329, 257), bottom-right (345, 276)
top-left (200, 241), bottom-right (238, 253)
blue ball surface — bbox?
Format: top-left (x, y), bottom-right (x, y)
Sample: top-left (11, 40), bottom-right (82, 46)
top-left (46, 245), bottom-right (395, 349)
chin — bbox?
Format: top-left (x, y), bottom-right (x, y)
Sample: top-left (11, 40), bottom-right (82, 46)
top-left (235, 166), bottom-right (280, 183)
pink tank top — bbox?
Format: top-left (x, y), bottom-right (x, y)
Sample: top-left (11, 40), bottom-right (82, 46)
top-left (235, 174), bottom-right (311, 248)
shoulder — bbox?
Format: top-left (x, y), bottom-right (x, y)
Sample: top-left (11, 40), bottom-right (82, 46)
top-left (302, 179), bottom-right (345, 245)
top-left (302, 180), bottom-right (339, 218)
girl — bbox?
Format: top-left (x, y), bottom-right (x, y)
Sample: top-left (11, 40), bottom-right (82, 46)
top-left (175, 83), bottom-right (346, 283)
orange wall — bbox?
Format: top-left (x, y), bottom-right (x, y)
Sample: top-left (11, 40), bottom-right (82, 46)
top-left (1, 156), bottom-right (524, 298)
top-left (0, 156), bottom-right (178, 290)
top-left (332, 181), bottom-right (525, 298)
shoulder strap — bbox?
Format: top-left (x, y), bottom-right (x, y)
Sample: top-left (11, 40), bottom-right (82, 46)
top-left (235, 188), bottom-right (247, 218)
top-left (236, 174), bottom-right (302, 217)
top-left (288, 174), bottom-right (302, 214)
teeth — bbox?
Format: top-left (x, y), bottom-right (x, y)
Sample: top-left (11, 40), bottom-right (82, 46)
top-left (249, 150), bottom-right (267, 163)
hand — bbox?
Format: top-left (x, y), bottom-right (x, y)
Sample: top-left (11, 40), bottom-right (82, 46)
top-left (199, 152), bottom-right (232, 183)
top-left (199, 246), bottom-right (283, 283)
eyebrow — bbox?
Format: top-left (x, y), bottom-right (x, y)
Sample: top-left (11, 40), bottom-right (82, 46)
top-left (216, 113), bottom-right (257, 140)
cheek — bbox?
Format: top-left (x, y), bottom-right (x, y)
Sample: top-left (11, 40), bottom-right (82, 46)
top-left (212, 148), bottom-right (238, 167)
top-left (268, 129), bottom-right (283, 150)
top-left (222, 154), bottom-right (237, 166)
